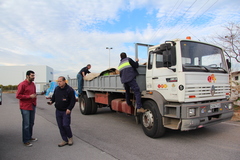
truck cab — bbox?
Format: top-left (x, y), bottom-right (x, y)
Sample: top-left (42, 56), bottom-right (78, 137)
top-left (147, 39), bottom-right (230, 102)
top-left (140, 38), bottom-right (233, 137)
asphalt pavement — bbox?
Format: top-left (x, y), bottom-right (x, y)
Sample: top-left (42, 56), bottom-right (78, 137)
top-left (0, 93), bottom-right (117, 160)
top-left (1, 93), bottom-right (240, 160)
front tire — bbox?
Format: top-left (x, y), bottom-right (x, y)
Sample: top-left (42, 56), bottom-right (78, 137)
top-left (141, 100), bottom-right (165, 138)
top-left (79, 94), bottom-right (92, 115)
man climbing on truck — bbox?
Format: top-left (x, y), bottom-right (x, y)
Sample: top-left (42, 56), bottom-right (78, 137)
top-left (77, 64), bottom-right (91, 95)
top-left (118, 52), bottom-right (147, 113)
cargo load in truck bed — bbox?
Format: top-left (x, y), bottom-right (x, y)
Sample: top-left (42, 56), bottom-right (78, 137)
top-left (83, 65), bottom-right (146, 93)
top-left (84, 68), bottom-right (119, 81)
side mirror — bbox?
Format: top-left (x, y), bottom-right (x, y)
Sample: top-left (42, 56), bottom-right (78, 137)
top-left (163, 51), bottom-right (172, 67)
top-left (154, 43), bottom-right (172, 54)
top-left (160, 43), bottom-right (171, 51)
top-left (163, 44), bottom-right (176, 67)
top-left (226, 59), bottom-right (231, 69)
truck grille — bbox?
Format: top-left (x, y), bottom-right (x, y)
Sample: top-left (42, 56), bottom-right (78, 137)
top-left (185, 84), bottom-right (230, 101)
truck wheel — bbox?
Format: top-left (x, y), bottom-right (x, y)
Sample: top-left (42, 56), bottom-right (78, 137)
top-left (79, 94), bottom-right (92, 115)
top-left (141, 100), bottom-right (165, 138)
top-left (91, 98), bottom-right (98, 114)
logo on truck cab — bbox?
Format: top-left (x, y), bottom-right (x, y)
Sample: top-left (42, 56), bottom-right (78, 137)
top-left (158, 84), bottom-right (168, 88)
top-left (207, 74), bottom-right (216, 83)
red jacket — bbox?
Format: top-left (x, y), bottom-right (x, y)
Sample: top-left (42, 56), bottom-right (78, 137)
top-left (16, 80), bottom-right (37, 110)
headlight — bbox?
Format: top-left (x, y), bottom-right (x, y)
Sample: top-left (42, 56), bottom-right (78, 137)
top-left (228, 103), bottom-right (233, 110)
top-left (225, 103), bottom-right (233, 110)
top-left (189, 108), bottom-right (196, 117)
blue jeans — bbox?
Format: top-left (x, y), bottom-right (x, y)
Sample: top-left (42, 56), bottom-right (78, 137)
top-left (20, 106), bottom-right (36, 143)
top-left (77, 74), bottom-right (83, 94)
top-left (56, 110), bottom-right (72, 142)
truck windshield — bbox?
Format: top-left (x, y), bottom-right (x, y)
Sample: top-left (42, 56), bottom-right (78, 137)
top-left (181, 41), bottom-right (227, 73)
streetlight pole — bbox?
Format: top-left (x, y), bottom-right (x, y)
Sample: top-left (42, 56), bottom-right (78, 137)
top-left (106, 47), bottom-right (113, 68)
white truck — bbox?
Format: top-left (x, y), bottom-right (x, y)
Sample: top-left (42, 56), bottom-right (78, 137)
top-left (70, 38), bottom-right (233, 138)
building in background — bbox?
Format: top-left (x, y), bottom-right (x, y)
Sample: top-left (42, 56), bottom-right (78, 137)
top-left (231, 71), bottom-right (240, 85)
top-left (0, 65), bottom-right (53, 93)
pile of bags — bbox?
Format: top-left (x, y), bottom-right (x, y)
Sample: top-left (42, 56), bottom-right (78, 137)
top-left (84, 68), bottom-right (119, 81)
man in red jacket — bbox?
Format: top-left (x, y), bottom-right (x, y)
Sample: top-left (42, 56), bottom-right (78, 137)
top-left (16, 70), bottom-right (38, 147)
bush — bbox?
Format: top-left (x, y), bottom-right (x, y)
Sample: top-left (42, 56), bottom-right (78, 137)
top-left (0, 85), bottom-right (18, 91)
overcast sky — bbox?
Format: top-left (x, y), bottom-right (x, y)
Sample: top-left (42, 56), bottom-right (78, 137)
top-left (0, 0), bottom-right (239, 80)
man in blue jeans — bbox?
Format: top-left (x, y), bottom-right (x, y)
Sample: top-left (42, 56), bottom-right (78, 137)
top-left (77, 64), bottom-right (91, 95)
top-left (48, 76), bottom-right (76, 147)
top-left (16, 70), bottom-right (38, 147)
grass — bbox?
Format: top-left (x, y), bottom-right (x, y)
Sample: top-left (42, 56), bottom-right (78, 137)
top-left (233, 105), bottom-right (240, 112)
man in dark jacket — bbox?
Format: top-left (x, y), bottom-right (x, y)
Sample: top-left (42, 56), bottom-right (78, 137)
top-left (48, 76), bottom-right (76, 147)
top-left (118, 52), bottom-right (146, 113)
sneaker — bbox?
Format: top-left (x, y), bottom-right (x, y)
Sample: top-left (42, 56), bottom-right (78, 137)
top-left (58, 141), bottom-right (68, 147)
top-left (24, 142), bottom-right (33, 147)
top-left (30, 138), bottom-right (38, 142)
top-left (68, 137), bottom-right (73, 146)
top-left (137, 108), bottom-right (147, 113)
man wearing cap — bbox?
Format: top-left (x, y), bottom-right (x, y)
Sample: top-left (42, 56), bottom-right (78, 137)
top-left (118, 52), bottom-right (146, 113)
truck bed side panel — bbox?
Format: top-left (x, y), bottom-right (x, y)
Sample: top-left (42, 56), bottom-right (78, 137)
top-left (83, 65), bottom-right (146, 92)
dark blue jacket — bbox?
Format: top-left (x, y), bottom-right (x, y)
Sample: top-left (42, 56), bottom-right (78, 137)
top-left (118, 57), bottom-right (139, 83)
top-left (51, 84), bottom-right (76, 111)
top-left (78, 67), bottom-right (90, 76)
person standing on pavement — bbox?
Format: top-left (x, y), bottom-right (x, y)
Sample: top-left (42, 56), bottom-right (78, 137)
top-left (118, 52), bottom-right (147, 113)
top-left (48, 76), bottom-right (76, 147)
top-left (77, 64), bottom-right (91, 95)
top-left (16, 70), bottom-right (38, 147)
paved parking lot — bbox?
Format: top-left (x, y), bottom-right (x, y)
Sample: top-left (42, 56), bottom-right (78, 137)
top-left (0, 93), bottom-right (116, 160)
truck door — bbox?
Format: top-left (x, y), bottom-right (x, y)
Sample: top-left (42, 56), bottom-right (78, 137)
top-left (147, 43), bottom-right (178, 100)
top-left (146, 51), bottom-right (154, 90)
top-left (135, 43), bottom-right (154, 90)
top-left (151, 53), bottom-right (175, 94)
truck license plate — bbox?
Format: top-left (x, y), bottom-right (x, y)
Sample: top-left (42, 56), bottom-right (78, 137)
top-left (210, 103), bottom-right (221, 109)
